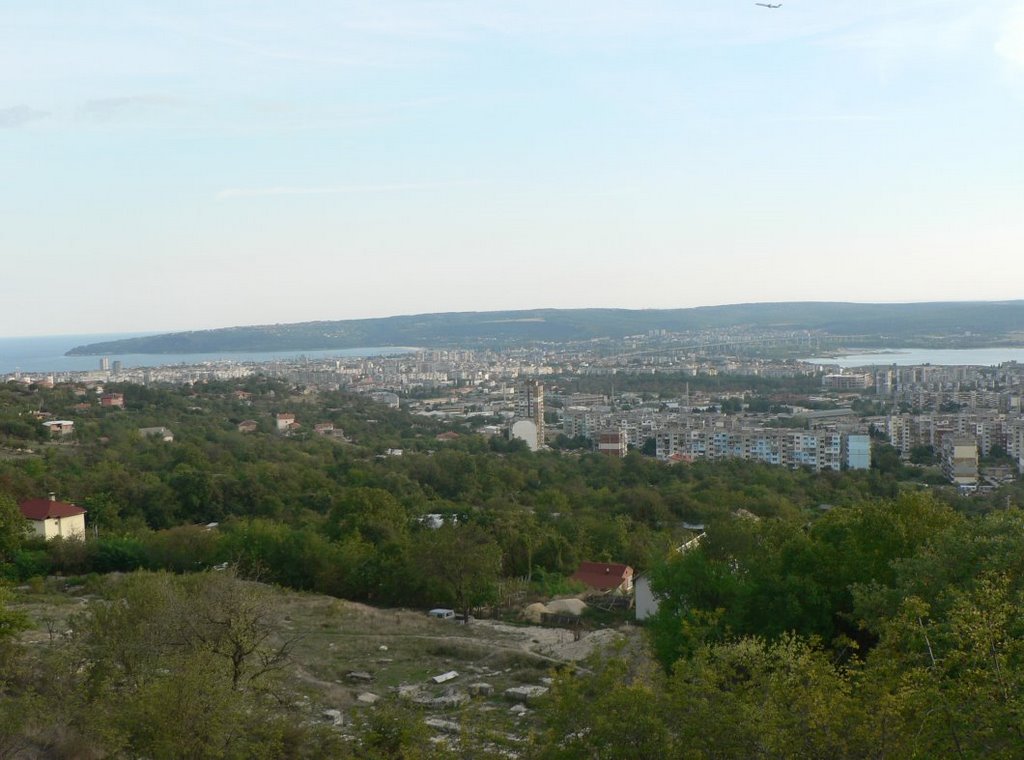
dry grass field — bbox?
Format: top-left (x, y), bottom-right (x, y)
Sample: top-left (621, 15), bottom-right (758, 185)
top-left (9, 574), bottom-right (644, 749)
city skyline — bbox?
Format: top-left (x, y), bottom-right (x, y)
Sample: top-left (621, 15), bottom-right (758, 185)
top-left (3, 0), bottom-right (1024, 337)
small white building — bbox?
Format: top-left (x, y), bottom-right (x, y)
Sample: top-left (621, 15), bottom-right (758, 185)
top-left (635, 532), bottom-right (706, 622)
top-left (370, 391), bottom-right (401, 409)
top-left (634, 576), bottom-right (659, 621)
top-left (19, 494), bottom-right (87, 540)
top-left (42, 420), bottom-right (75, 437)
top-left (138, 426), bottom-right (174, 442)
top-left (511, 419), bottom-right (540, 452)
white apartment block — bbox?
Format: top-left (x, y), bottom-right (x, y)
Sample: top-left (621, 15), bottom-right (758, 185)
top-left (823, 373), bottom-right (873, 391)
top-left (655, 428), bottom-right (864, 472)
top-left (942, 437), bottom-right (979, 487)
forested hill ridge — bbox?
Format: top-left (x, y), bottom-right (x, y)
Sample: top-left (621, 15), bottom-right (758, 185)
top-left (66, 300), bottom-right (1024, 355)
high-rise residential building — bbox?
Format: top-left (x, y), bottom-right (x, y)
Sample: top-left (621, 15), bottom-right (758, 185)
top-left (597, 430), bottom-right (627, 458)
top-left (874, 367), bottom-right (895, 396)
top-left (514, 379), bottom-right (545, 447)
top-left (515, 379), bottom-right (544, 424)
top-left (1007, 420), bottom-right (1024, 474)
top-left (843, 434), bottom-right (871, 470)
top-left (942, 437), bottom-right (979, 487)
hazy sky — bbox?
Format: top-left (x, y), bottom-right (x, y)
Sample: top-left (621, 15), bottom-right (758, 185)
top-left (3, 1), bottom-right (1023, 337)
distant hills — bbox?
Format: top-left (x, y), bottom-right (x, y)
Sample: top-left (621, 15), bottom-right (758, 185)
top-left (66, 301), bottom-right (1024, 356)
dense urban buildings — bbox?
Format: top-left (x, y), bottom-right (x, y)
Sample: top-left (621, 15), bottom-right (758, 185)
top-left (7, 333), bottom-right (1024, 486)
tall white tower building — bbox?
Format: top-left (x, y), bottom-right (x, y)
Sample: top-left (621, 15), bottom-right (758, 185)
top-left (512, 379), bottom-right (545, 450)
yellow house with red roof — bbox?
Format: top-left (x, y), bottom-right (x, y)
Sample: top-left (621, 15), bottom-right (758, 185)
top-left (19, 494), bottom-right (87, 540)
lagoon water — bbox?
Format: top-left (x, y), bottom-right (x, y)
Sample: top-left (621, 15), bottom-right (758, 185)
top-left (804, 347), bottom-right (1024, 368)
top-left (0, 333), bottom-right (416, 374)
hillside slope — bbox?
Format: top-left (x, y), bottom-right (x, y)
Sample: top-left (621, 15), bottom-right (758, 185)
top-left (66, 301), bottom-right (1024, 355)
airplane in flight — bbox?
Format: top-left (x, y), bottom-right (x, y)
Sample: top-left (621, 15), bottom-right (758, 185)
top-left (755, 2), bottom-right (782, 7)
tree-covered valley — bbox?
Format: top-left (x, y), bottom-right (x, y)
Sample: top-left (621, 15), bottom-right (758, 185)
top-left (2, 377), bottom-right (1023, 758)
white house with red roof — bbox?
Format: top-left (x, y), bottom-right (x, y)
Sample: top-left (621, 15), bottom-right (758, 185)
top-left (19, 493), bottom-right (87, 540)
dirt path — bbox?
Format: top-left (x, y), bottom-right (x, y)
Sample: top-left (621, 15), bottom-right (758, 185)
top-left (290, 628), bottom-right (587, 668)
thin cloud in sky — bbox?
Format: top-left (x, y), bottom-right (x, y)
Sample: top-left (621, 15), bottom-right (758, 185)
top-left (0, 105), bottom-right (49, 128)
top-left (79, 94), bottom-right (186, 121)
top-left (814, 1), bottom-right (1007, 66)
top-left (215, 180), bottom-right (484, 200)
top-left (996, 2), bottom-right (1024, 65)
top-left (5, 3), bottom-right (1016, 112)
top-left (767, 113), bottom-right (897, 124)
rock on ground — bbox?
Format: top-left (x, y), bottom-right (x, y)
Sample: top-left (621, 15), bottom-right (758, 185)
top-left (504, 685), bottom-right (549, 704)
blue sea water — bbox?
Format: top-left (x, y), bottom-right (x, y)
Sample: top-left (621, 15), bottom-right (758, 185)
top-left (0, 333), bottom-right (416, 374)
top-left (803, 347), bottom-right (1024, 368)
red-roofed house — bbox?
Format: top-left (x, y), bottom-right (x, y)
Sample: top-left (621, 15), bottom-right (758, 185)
top-left (19, 493), bottom-right (87, 540)
top-left (570, 561), bottom-right (634, 594)
top-left (667, 452), bottom-right (696, 465)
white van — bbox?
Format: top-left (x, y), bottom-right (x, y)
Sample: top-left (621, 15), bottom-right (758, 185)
top-left (428, 608), bottom-right (456, 620)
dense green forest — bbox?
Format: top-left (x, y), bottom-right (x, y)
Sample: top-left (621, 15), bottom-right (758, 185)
top-left (538, 500), bottom-right (1024, 758)
top-left (66, 300), bottom-right (1024, 355)
top-left (2, 378), bottom-right (1024, 757)
top-left (0, 378), bottom-right (909, 603)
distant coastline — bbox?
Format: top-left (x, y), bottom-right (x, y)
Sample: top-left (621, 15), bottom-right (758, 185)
top-left (60, 301), bottom-right (1024, 358)
top-left (803, 348), bottom-right (905, 359)
top-left (0, 334), bottom-right (417, 375)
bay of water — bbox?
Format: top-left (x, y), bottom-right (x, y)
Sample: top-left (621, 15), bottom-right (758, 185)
top-left (804, 347), bottom-right (1024, 368)
top-left (0, 333), bottom-right (417, 374)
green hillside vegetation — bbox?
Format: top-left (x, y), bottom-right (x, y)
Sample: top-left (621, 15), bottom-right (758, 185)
top-left (66, 300), bottom-right (1024, 355)
top-left (538, 503), bottom-right (1024, 759)
top-left (2, 378), bottom-right (1024, 756)
top-left (1, 378), bottom-right (906, 599)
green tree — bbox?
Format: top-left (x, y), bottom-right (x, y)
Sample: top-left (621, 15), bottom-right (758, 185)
top-left (0, 585), bottom-right (28, 645)
top-left (667, 635), bottom-right (870, 759)
top-left (65, 571), bottom-right (315, 758)
top-left (177, 569), bottom-right (298, 691)
top-left (647, 545), bottom-right (740, 667)
top-left (534, 655), bottom-right (672, 760)
top-left (109, 650), bottom-right (257, 759)
top-left (328, 487), bottom-right (409, 545)
top-left (870, 442), bottom-right (903, 475)
top-left (0, 493), bottom-right (28, 566)
top-left (649, 494), bottom-right (962, 671)
top-left (413, 523), bottom-right (502, 621)
top-left (81, 492), bottom-right (124, 533)
top-left (909, 444), bottom-right (937, 466)
top-left (354, 697), bottom-right (441, 760)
